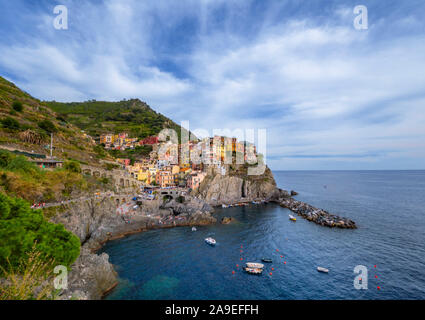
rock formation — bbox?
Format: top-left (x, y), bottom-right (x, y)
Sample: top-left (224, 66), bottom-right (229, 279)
top-left (48, 194), bottom-right (216, 299)
top-left (195, 164), bottom-right (278, 205)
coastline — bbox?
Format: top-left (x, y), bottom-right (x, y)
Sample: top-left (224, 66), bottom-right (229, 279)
top-left (51, 167), bottom-right (357, 300)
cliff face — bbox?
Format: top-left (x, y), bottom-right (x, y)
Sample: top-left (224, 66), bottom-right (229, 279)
top-left (48, 195), bottom-right (216, 299)
top-left (195, 164), bottom-right (280, 205)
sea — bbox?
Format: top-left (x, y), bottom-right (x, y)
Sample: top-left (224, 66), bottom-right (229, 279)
top-left (100, 170), bottom-right (425, 300)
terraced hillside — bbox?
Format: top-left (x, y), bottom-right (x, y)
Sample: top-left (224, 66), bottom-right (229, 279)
top-left (45, 98), bottom-right (190, 141)
top-left (0, 76), bottom-right (106, 165)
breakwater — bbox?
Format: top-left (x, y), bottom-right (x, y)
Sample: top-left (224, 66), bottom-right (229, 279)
top-left (279, 197), bottom-right (357, 229)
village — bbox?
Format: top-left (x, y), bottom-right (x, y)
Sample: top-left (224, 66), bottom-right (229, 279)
top-left (99, 132), bottom-right (258, 196)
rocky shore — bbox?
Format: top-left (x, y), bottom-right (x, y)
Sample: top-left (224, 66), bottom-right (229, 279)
top-left (48, 194), bottom-right (216, 300)
top-left (47, 165), bottom-right (356, 299)
top-left (279, 197), bottom-right (357, 229)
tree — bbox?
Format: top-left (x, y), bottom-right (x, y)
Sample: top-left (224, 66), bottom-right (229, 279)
top-left (63, 160), bottom-right (81, 173)
top-left (0, 193), bottom-right (80, 274)
top-left (1, 117), bottom-right (20, 130)
top-left (38, 120), bottom-right (57, 133)
top-left (12, 101), bottom-right (23, 112)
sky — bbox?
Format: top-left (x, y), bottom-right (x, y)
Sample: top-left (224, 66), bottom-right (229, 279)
top-left (0, 0), bottom-right (425, 170)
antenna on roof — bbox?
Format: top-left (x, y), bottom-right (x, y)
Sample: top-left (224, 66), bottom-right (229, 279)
top-left (50, 133), bottom-right (53, 159)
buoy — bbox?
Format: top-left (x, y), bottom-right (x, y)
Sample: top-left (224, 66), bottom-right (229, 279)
top-left (269, 272), bottom-right (272, 275)
top-left (236, 264), bottom-right (239, 267)
top-left (359, 278), bottom-right (362, 281)
top-left (232, 271), bottom-right (235, 274)
top-left (284, 261), bottom-right (286, 264)
top-left (374, 265), bottom-right (377, 268)
top-left (276, 249), bottom-right (279, 252)
top-left (377, 286), bottom-right (381, 290)
top-left (272, 267), bottom-right (274, 271)
top-left (375, 275), bottom-right (378, 279)
top-left (280, 256), bottom-right (283, 258)
top-left (240, 258), bottom-right (243, 261)
top-left (240, 250), bottom-right (243, 253)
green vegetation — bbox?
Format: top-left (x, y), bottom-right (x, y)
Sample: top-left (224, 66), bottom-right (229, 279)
top-left (63, 160), bottom-right (81, 173)
top-left (1, 117), bottom-right (20, 130)
top-left (107, 145), bottom-right (153, 162)
top-left (0, 149), bottom-right (88, 202)
top-left (38, 119), bottom-right (57, 133)
top-left (0, 247), bottom-right (59, 300)
top-left (0, 193), bottom-right (80, 275)
top-left (12, 101), bottom-right (23, 112)
top-left (0, 76), bottom-right (106, 165)
top-left (45, 99), bottom-right (192, 142)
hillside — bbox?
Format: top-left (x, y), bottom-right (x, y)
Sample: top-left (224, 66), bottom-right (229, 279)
top-left (45, 99), bottom-right (190, 142)
top-left (0, 76), bottom-right (105, 165)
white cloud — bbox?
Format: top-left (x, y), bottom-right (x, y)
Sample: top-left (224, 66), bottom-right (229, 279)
top-left (0, 1), bottom-right (425, 169)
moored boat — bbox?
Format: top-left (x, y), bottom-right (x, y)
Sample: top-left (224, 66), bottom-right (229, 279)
top-left (261, 258), bottom-right (272, 263)
top-left (289, 214), bottom-right (297, 221)
top-left (317, 266), bottom-right (329, 273)
top-left (246, 262), bottom-right (264, 269)
top-left (244, 267), bottom-right (263, 275)
top-left (205, 237), bottom-right (216, 246)
top-left (192, 226), bottom-right (197, 231)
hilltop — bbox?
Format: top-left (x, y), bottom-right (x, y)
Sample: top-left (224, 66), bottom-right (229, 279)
top-left (45, 98), bottom-right (190, 142)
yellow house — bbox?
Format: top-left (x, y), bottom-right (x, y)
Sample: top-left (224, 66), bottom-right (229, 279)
top-left (138, 168), bottom-right (149, 182)
top-left (172, 165), bottom-right (180, 175)
top-left (147, 167), bottom-right (158, 185)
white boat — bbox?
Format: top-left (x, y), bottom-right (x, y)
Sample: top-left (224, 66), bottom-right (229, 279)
top-left (222, 204), bottom-right (229, 208)
top-left (317, 267), bottom-right (329, 273)
top-left (205, 237), bottom-right (216, 246)
top-left (244, 267), bottom-right (263, 275)
top-left (192, 227), bottom-right (197, 231)
top-left (289, 214), bottom-right (297, 221)
top-left (246, 262), bottom-right (264, 269)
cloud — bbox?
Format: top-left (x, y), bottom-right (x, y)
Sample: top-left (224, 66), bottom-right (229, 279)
top-left (0, 0), bottom-right (424, 169)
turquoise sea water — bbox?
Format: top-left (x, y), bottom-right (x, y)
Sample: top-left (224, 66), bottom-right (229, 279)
top-left (100, 170), bottom-right (425, 300)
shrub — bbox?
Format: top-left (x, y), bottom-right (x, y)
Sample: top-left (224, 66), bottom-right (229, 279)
top-left (1, 117), bottom-right (20, 130)
top-left (93, 145), bottom-right (106, 159)
top-left (63, 160), bottom-right (81, 173)
top-left (0, 150), bottom-right (14, 168)
top-left (12, 101), bottom-right (23, 112)
top-left (0, 193), bottom-right (80, 275)
top-left (0, 246), bottom-right (57, 300)
top-left (38, 120), bottom-right (57, 133)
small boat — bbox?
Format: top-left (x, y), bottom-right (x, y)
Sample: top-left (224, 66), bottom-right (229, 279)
top-left (246, 262), bottom-right (264, 269)
top-left (289, 214), bottom-right (297, 221)
top-left (205, 237), bottom-right (216, 246)
top-left (244, 267), bottom-right (263, 275)
top-left (317, 266), bottom-right (329, 273)
top-left (192, 227), bottom-right (197, 231)
top-left (261, 258), bottom-right (273, 263)
top-left (222, 204), bottom-right (229, 208)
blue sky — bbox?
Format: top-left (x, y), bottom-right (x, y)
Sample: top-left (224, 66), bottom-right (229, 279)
top-left (1, 0), bottom-right (425, 170)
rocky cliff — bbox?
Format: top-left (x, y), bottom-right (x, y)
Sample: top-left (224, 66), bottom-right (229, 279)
top-left (48, 195), bottom-right (215, 299)
top-left (195, 164), bottom-right (281, 205)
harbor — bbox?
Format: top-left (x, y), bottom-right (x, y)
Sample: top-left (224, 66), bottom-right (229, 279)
top-left (99, 171), bottom-right (425, 300)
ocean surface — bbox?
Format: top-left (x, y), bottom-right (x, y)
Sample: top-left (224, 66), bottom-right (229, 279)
top-left (100, 170), bottom-right (425, 300)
